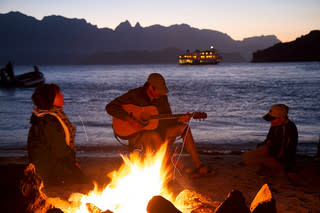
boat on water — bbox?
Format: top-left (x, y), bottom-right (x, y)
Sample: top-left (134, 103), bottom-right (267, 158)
top-left (0, 62), bottom-right (45, 88)
top-left (179, 46), bottom-right (222, 65)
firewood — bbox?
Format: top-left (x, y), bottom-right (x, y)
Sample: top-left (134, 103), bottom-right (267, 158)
top-left (86, 203), bottom-right (114, 213)
top-left (86, 203), bottom-right (102, 213)
top-left (147, 195), bottom-right (182, 213)
top-left (46, 208), bottom-right (64, 213)
top-left (21, 163), bottom-right (53, 212)
top-left (213, 189), bottom-right (250, 213)
top-left (250, 184), bottom-right (276, 213)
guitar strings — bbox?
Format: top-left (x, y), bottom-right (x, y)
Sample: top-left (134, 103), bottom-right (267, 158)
top-left (78, 114), bottom-right (89, 143)
top-left (171, 112), bottom-right (195, 180)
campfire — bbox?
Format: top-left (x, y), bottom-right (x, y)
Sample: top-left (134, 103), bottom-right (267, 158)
top-left (47, 143), bottom-right (179, 213)
top-left (19, 142), bottom-right (277, 213)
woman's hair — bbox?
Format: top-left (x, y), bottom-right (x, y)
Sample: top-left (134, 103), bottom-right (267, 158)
top-left (31, 84), bottom-right (60, 110)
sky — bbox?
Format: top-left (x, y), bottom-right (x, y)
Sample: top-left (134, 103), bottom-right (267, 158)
top-left (1, 0), bottom-right (319, 42)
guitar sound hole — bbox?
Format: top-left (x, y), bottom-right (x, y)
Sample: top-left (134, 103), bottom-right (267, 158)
top-left (140, 112), bottom-right (150, 121)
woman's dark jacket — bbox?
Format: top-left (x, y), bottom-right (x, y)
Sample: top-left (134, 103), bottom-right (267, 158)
top-left (27, 114), bottom-right (83, 183)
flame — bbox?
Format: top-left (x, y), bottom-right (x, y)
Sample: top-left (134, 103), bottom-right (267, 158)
top-left (49, 142), bottom-right (177, 213)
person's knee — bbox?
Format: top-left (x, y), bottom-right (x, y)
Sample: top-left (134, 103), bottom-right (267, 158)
top-left (166, 124), bottom-right (188, 138)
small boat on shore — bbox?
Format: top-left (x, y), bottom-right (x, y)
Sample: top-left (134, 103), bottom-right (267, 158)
top-left (0, 62), bottom-right (45, 88)
top-left (179, 46), bottom-right (222, 65)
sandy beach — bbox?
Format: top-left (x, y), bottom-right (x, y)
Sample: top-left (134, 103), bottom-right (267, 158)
top-left (1, 151), bottom-right (320, 213)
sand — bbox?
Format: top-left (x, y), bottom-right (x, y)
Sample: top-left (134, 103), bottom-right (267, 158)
top-left (1, 151), bottom-right (320, 213)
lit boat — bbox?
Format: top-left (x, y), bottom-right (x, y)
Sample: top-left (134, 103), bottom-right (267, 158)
top-left (179, 46), bottom-right (221, 65)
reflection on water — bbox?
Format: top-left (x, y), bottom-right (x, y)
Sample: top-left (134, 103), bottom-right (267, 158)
top-left (0, 62), bottom-right (319, 156)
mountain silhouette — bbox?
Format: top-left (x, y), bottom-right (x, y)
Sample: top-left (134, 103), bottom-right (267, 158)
top-left (252, 30), bottom-right (320, 62)
top-left (0, 11), bottom-right (280, 65)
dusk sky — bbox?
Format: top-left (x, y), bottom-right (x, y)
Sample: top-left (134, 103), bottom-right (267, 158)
top-left (1, 0), bottom-right (319, 42)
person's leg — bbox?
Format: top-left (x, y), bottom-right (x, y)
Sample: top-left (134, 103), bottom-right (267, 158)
top-left (242, 145), bottom-right (284, 175)
top-left (242, 145), bottom-right (269, 166)
top-left (165, 124), bottom-right (202, 170)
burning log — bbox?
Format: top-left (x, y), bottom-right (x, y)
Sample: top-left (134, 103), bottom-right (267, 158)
top-left (213, 184), bottom-right (276, 213)
top-left (46, 208), bottom-right (64, 213)
top-left (171, 184), bottom-right (276, 213)
top-left (0, 163), bottom-right (53, 212)
top-left (213, 189), bottom-right (250, 213)
top-left (86, 203), bottom-right (114, 213)
top-left (20, 163), bottom-right (53, 212)
top-left (250, 184), bottom-right (276, 213)
top-left (86, 203), bottom-right (103, 213)
top-left (175, 189), bottom-right (219, 212)
top-left (147, 195), bottom-right (182, 213)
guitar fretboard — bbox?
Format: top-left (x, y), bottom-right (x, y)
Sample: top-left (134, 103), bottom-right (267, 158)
top-left (150, 114), bottom-right (186, 120)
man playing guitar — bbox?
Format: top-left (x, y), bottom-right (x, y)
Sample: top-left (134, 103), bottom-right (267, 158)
top-left (105, 73), bottom-right (213, 177)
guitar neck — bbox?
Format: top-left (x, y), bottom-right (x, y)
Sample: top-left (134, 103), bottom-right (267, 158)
top-left (150, 113), bottom-right (187, 120)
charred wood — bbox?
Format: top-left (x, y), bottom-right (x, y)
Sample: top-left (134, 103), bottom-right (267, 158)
top-left (250, 184), bottom-right (276, 213)
top-left (213, 189), bottom-right (250, 213)
top-left (46, 208), bottom-right (64, 213)
top-left (21, 163), bottom-right (53, 212)
top-left (147, 195), bottom-right (182, 213)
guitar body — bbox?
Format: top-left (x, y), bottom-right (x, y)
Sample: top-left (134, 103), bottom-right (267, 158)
top-left (113, 104), bottom-right (160, 137)
top-left (112, 104), bottom-right (207, 138)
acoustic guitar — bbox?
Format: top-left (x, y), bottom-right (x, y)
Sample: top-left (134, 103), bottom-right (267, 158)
top-left (113, 104), bottom-right (207, 137)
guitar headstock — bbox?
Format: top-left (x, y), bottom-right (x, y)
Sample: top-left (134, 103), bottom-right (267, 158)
top-left (192, 112), bottom-right (207, 120)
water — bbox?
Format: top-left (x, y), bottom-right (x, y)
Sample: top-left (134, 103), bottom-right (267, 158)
top-left (0, 62), bottom-right (319, 157)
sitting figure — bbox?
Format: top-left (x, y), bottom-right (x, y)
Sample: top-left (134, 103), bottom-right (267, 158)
top-left (106, 73), bottom-right (213, 177)
top-left (0, 61), bottom-right (15, 83)
top-left (5, 61), bottom-right (15, 81)
top-left (242, 104), bottom-right (298, 173)
top-left (27, 83), bottom-right (88, 185)
top-left (33, 65), bottom-right (41, 77)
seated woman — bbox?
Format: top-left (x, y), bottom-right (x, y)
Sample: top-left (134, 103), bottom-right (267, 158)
top-left (27, 83), bottom-right (88, 185)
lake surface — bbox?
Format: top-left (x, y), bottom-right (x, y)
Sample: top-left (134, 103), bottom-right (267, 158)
top-left (0, 62), bottom-right (319, 157)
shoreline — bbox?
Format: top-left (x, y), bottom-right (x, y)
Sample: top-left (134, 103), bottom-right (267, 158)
top-left (0, 141), bottom-right (318, 159)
